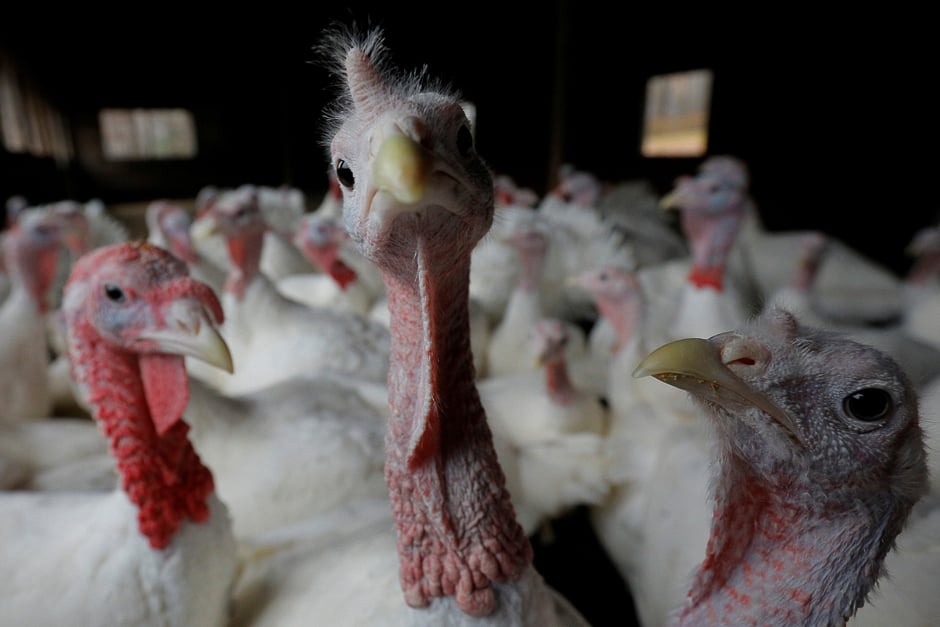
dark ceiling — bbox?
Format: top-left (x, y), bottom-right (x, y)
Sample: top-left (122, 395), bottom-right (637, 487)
top-left (1, 5), bottom-right (935, 275)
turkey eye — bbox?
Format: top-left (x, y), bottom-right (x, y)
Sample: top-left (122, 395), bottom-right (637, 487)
top-left (335, 160), bottom-right (355, 189)
top-left (456, 125), bottom-right (473, 157)
top-left (104, 283), bottom-right (125, 302)
top-left (843, 388), bottom-right (892, 422)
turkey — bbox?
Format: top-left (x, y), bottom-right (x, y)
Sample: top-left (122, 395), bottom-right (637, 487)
top-left (484, 219), bottom-right (587, 379)
top-left (0, 241), bottom-right (238, 626)
top-left (274, 213), bottom-right (377, 316)
top-left (14, 198), bottom-right (129, 309)
top-left (229, 24), bottom-right (590, 626)
top-left (653, 154), bottom-right (753, 340)
top-left (145, 199), bottom-right (226, 294)
top-left (694, 155), bottom-right (906, 324)
top-left (192, 183), bottom-right (316, 283)
top-left (184, 184), bottom-right (391, 395)
top-left (0, 208), bottom-right (85, 421)
top-left (634, 306), bottom-right (928, 625)
top-left (546, 163), bottom-right (689, 272)
top-left (764, 230), bottom-right (940, 390)
top-left (469, 174), bottom-right (636, 327)
top-left (581, 261), bottom-right (714, 627)
top-left (479, 317), bottom-right (611, 535)
top-left (587, 170), bottom-right (754, 626)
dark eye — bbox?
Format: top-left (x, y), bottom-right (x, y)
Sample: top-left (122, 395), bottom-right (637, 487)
top-left (843, 388), bottom-right (892, 422)
top-left (335, 160), bottom-right (355, 188)
top-left (456, 125), bottom-right (473, 157)
top-left (104, 283), bottom-right (125, 302)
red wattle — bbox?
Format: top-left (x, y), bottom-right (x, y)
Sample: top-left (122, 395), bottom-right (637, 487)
top-left (688, 266), bottom-right (725, 291)
top-left (140, 353), bottom-right (190, 436)
top-left (329, 259), bottom-right (358, 290)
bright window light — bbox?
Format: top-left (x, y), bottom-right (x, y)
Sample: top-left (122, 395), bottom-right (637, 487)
top-left (641, 69), bottom-right (712, 158)
top-left (99, 108), bottom-right (197, 160)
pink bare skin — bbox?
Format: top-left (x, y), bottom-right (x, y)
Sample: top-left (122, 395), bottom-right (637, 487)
top-left (321, 27), bottom-right (532, 617)
top-left (635, 307), bottom-right (927, 625)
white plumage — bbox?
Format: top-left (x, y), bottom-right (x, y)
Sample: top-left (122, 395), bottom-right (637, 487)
top-left (484, 219), bottom-right (587, 379)
top-left (228, 25), bottom-right (591, 626)
top-left (480, 317), bottom-right (611, 534)
top-left (184, 186), bottom-right (390, 396)
top-left (0, 242), bottom-right (238, 626)
top-left (274, 213), bottom-right (377, 316)
top-left (0, 210), bottom-right (79, 421)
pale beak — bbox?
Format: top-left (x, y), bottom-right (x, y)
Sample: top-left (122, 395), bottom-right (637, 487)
top-left (659, 189), bottom-right (682, 210)
top-left (139, 299), bottom-right (234, 373)
top-left (633, 337), bottom-right (802, 445)
top-left (191, 214), bottom-right (221, 241)
top-left (373, 134), bottom-right (432, 205)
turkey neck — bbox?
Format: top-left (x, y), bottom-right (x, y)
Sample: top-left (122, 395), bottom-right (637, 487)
top-left (544, 354), bottom-right (576, 405)
top-left (304, 240), bottom-right (358, 290)
top-left (224, 229), bottom-right (264, 300)
top-left (599, 290), bottom-right (642, 354)
top-left (682, 202), bottom-right (744, 291)
top-left (3, 237), bottom-right (59, 314)
top-left (383, 235), bottom-right (532, 618)
top-left (678, 452), bottom-right (907, 626)
top-left (516, 236), bottom-right (546, 292)
top-left (66, 317), bottom-right (214, 550)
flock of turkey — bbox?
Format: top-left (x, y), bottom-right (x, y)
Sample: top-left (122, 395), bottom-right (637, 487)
top-left (1, 24), bottom-right (938, 627)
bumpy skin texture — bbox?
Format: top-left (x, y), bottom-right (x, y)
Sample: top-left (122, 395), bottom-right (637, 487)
top-left (320, 25), bottom-right (535, 618)
top-left (64, 242), bottom-right (224, 548)
top-left (639, 307), bottom-right (927, 626)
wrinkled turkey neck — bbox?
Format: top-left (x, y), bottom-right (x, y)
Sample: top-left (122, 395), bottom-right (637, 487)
top-left (225, 230), bottom-right (263, 299)
top-left (679, 453), bottom-right (898, 626)
top-left (382, 237), bottom-right (521, 538)
top-left (67, 317), bottom-right (213, 549)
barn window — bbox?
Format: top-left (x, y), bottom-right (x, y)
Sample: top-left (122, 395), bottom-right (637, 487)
top-left (98, 108), bottom-right (197, 161)
top-left (0, 52), bottom-right (73, 162)
top-left (641, 69), bottom-right (713, 158)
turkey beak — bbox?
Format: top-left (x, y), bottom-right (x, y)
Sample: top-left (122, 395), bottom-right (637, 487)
top-left (140, 299), bottom-right (234, 373)
top-left (659, 189), bottom-right (683, 211)
top-left (633, 337), bottom-right (803, 445)
top-left (373, 134), bottom-right (433, 205)
top-left (191, 214), bottom-right (221, 241)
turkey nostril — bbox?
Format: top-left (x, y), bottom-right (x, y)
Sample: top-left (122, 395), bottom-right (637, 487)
top-left (728, 357), bottom-right (756, 366)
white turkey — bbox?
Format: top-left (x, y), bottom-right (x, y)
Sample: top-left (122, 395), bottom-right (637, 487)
top-left (229, 25), bottom-right (590, 626)
top-left (588, 167), bottom-right (756, 626)
top-left (484, 219), bottom-right (587, 379)
top-left (763, 230), bottom-right (940, 390)
top-left (0, 209), bottom-right (85, 421)
top-left (695, 155), bottom-right (907, 324)
top-left (0, 241), bottom-right (238, 626)
top-left (635, 306), bottom-right (932, 626)
top-left (192, 183), bottom-right (316, 282)
top-left (274, 212), bottom-right (376, 316)
top-left (479, 317), bottom-right (611, 535)
top-left (183, 184), bottom-right (391, 396)
top-left (145, 199), bottom-right (226, 294)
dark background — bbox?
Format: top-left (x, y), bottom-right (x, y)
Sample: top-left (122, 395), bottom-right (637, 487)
top-left (0, 6), bottom-right (935, 625)
top-left (2, 6), bottom-right (935, 277)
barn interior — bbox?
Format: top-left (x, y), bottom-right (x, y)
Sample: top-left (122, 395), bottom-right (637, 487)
top-left (0, 6), bottom-right (936, 627)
